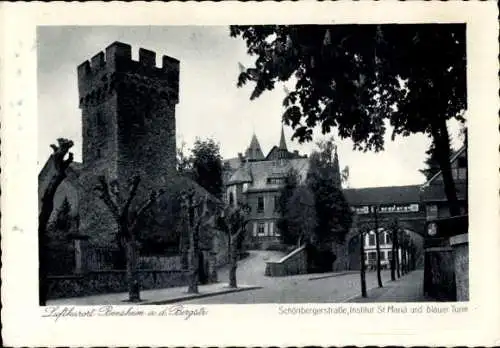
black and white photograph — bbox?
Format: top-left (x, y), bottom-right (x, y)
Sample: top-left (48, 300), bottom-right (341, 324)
top-left (37, 23), bottom-right (469, 306)
top-left (1, 1), bottom-right (499, 347)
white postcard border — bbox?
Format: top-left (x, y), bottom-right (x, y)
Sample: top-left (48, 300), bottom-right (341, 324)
top-left (1, 1), bottom-right (499, 346)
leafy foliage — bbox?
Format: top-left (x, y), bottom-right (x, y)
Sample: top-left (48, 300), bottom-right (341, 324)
top-left (46, 197), bottom-right (73, 247)
top-left (230, 24), bottom-right (466, 146)
top-left (284, 185), bottom-right (317, 246)
top-left (231, 24), bottom-right (466, 216)
top-left (276, 168), bottom-right (300, 243)
top-left (182, 138), bottom-right (224, 200)
top-left (306, 141), bottom-right (353, 244)
top-left (419, 142), bottom-right (442, 181)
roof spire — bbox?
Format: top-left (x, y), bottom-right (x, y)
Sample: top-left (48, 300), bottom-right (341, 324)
top-left (245, 133), bottom-right (264, 161)
top-left (279, 125), bottom-right (288, 151)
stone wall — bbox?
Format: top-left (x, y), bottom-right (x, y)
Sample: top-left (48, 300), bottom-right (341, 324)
top-left (138, 256), bottom-right (181, 270)
top-left (423, 247), bottom-right (456, 301)
top-left (265, 245), bottom-right (307, 277)
top-left (450, 234), bottom-right (469, 301)
top-left (47, 270), bottom-right (188, 299)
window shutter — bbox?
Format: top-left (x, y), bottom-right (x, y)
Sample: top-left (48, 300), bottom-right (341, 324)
top-left (264, 223), bottom-right (269, 236)
top-left (253, 222), bottom-right (257, 237)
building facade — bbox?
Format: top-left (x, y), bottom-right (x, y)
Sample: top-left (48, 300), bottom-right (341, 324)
top-left (223, 127), bottom-right (323, 248)
top-left (420, 145), bottom-right (468, 220)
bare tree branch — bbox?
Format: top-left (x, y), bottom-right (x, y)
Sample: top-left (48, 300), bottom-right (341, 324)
top-left (129, 189), bottom-right (163, 233)
top-left (94, 175), bottom-right (120, 220)
top-left (122, 175), bottom-right (141, 218)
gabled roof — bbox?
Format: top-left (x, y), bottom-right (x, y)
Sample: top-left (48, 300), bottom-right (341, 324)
top-left (223, 157), bottom-right (241, 171)
top-left (241, 157), bottom-right (309, 192)
top-left (343, 185), bottom-right (422, 206)
top-left (227, 164), bottom-right (253, 185)
top-left (422, 145), bottom-right (466, 187)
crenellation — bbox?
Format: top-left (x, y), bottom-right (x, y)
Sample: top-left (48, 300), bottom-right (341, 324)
top-left (78, 42), bottom-right (180, 104)
top-left (105, 41), bottom-right (132, 71)
top-left (91, 52), bottom-right (105, 69)
top-left (139, 48), bottom-right (156, 67)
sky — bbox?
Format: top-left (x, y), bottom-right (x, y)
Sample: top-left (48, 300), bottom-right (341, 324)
top-left (37, 26), bottom-right (464, 189)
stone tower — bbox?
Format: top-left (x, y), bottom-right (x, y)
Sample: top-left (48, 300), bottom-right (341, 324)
top-left (77, 41), bottom-right (180, 244)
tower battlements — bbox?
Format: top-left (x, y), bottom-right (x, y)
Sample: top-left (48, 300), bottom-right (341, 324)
top-left (77, 41), bottom-right (180, 106)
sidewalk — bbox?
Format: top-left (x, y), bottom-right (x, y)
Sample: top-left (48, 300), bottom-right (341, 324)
top-left (348, 269), bottom-right (431, 303)
top-left (46, 283), bottom-right (261, 306)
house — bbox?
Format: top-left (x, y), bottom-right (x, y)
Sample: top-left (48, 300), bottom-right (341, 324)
top-left (223, 127), bottom-right (315, 248)
top-left (420, 145), bottom-right (468, 220)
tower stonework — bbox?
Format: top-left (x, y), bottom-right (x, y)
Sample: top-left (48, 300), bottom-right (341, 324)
top-left (77, 42), bottom-right (180, 244)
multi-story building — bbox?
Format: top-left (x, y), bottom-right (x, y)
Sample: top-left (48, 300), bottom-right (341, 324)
top-left (223, 127), bottom-right (335, 248)
top-left (420, 145), bottom-right (468, 220)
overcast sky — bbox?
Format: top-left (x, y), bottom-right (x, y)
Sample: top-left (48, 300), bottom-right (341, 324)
top-left (37, 26), bottom-right (464, 188)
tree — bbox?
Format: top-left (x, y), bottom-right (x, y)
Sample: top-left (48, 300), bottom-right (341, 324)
top-left (372, 207), bottom-right (383, 288)
top-left (181, 190), bottom-right (212, 294)
top-left (306, 140), bottom-right (352, 245)
top-left (388, 219), bottom-right (399, 281)
top-left (191, 138), bottom-right (224, 200)
top-left (341, 166), bottom-right (350, 188)
top-left (285, 185), bottom-right (317, 247)
top-left (230, 24), bottom-right (466, 216)
top-left (39, 138), bottom-right (74, 306)
top-left (46, 197), bottom-right (72, 247)
top-left (358, 226), bottom-right (368, 298)
top-left (95, 175), bottom-right (161, 302)
top-left (276, 168), bottom-right (300, 245)
top-left (219, 202), bottom-right (251, 288)
top-left (177, 140), bottom-right (193, 177)
top-left (419, 142), bottom-right (442, 181)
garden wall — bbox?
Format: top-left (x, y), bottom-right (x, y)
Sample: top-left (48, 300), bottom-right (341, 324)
top-left (47, 270), bottom-right (188, 299)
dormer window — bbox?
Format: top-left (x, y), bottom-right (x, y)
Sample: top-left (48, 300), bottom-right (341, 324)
top-left (267, 177), bottom-right (285, 185)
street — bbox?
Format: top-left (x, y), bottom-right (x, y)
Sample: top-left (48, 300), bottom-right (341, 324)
top-left (182, 250), bottom-right (405, 304)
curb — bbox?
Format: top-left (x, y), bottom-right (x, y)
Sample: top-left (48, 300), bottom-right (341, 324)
top-left (308, 271), bottom-right (357, 281)
top-left (142, 286), bottom-right (263, 305)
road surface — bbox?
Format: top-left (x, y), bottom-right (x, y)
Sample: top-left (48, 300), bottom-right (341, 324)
top-left (186, 250), bottom-right (395, 304)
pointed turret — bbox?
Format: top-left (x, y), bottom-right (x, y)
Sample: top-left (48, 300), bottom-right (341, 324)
top-left (279, 125), bottom-right (288, 150)
top-left (245, 133), bottom-right (265, 161)
top-left (277, 125), bottom-right (289, 160)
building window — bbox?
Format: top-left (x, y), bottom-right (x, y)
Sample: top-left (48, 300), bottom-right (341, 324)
top-left (457, 156), bottom-right (467, 168)
top-left (269, 222), bottom-right (274, 236)
top-left (426, 204), bottom-right (438, 220)
top-left (229, 192), bottom-right (234, 206)
top-left (367, 251), bottom-right (377, 261)
top-left (257, 196), bottom-right (264, 213)
top-left (267, 178), bottom-right (285, 185)
top-left (273, 196), bottom-right (279, 212)
top-left (257, 223), bottom-right (265, 236)
top-left (380, 252), bottom-right (386, 260)
top-left (242, 183), bottom-right (249, 192)
top-left (385, 231), bottom-right (392, 245)
top-left (368, 233), bottom-right (375, 246)
top-left (388, 251), bottom-right (393, 261)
